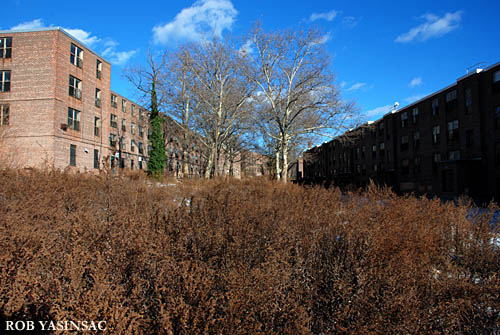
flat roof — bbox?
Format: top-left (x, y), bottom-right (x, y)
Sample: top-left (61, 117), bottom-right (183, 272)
top-left (0, 27), bottom-right (111, 64)
top-left (382, 60), bottom-right (500, 118)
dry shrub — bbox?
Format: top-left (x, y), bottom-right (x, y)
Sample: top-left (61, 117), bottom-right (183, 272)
top-left (0, 170), bottom-right (499, 334)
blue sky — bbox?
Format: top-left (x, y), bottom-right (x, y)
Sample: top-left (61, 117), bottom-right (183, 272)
top-left (3, 0), bottom-right (500, 128)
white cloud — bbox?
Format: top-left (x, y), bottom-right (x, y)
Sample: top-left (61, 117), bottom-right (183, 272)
top-left (102, 47), bottom-right (138, 66)
top-left (404, 94), bottom-right (427, 103)
top-left (364, 104), bottom-right (393, 117)
top-left (63, 28), bottom-right (100, 47)
top-left (409, 77), bottom-right (423, 88)
top-left (346, 82), bottom-right (366, 92)
top-left (395, 11), bottom-right (462, 43)
top-left (342, 16), bottom-right (359, 28)
top-left (239, 39), bottom-right (254, 55)
top-left (310, 10), bottom-right (338, 22)
top-left (313, 32), bottom-right (331, 45)
top-left (339, 81), bottom-right (347, 88)
top-left (152, 0), bottom-right (238, 45)
top-left (9, 19), bottom-right (136, 66)
top-left (10, 19), bottom-right (45, 30)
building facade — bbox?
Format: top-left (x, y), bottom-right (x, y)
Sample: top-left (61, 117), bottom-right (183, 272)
top-left (0, 27), bottom-right (149, 171)
top-left (303, 62), bottom-right (500, 203)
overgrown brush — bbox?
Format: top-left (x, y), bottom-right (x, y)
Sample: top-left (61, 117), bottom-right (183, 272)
top-left (0, 169), bottom-right (499, 334)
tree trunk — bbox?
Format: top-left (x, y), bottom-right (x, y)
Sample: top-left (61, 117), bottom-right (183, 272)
top-left (282, 138), bottom-right (289, 183)
top-left (275, 149), bottom-right (281, 180)
top-left (204, 145), bottom-right (215, 179)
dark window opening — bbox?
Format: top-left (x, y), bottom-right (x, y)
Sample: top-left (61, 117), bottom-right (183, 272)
top-left (70, 144), bottom-right (76, 166)
top-left (0, 70), bottom-right (11, 92)
top-left (0, 37), bottom-right (12, 59)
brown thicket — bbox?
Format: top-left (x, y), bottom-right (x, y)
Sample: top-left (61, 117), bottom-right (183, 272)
top-left (0, 169), bottom-right (499, 334)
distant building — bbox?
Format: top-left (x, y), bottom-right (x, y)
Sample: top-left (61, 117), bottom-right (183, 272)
top-left (303, 62), bottom-right (500, 203)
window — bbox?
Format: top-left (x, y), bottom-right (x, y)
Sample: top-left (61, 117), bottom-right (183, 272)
top-left (138, 125), bottom-right (144, 138)
top-left (372, 144), bottom-right (377, 158)
top-left (413, 156), bottom-right (421, 174)
top-left (465, 88), bottom-right (472, 113)
top-left (447, 120), bottom-right (459, 142)
top-left (121, 118), bottom-right (126, 132)
top-left (446, 90), bottom-right (457, 102)
top-left (432, 125), bottom-right (441, 144)
top-left (401, 135), bottom-right (409, 151)
top-left (139, 109), bottom-right (144, 120)
top-left (0, 37), bottom-right (12, 59)
top-left (92, 88), bottom-right (100, 107)
top-left (466, 129), bottom-right (474, 147)
top-left (138, 142), bottom-right (144, 154)
top-left (131, 140), bottom-right (136, 152)
top-left (67, 107), bottom-right (80, 131)
top-left (378, 122), bottom-right (384, 136)
top-left (433, 153), bottom-right (441, 174)
top-left (494, 70), bottom-right (500, 83)
top-left (94, 117), bottom-right (100, 136)
top-left (496, 143), bottom-right (500, 166)
top-left (122, 99), bottom-right (127, 113)
top-left (495, 106), bottom-right (500, 129)
top-left (131, 122), bottom-right (135, 135)
top-left (96, 59), bottom-right (102, 79)
top-left (448, 150), bottom-right (460, 161)
top-left (413, 131), bottom-right (420, 150)
top-left (70, 144), bottom-right (77, 166)
top-left (0, 70), bottom-right (11, 92)
top-left (70, 43), bottom-right (83, 68)
top-left (432, 98), bottom-right (439, 116)
top-left (379, 142), bottom-right (385, 157)
top-left (492, 70), bottom-right (500, 94)
top-left (412, 108), bottom-right (419, 123)
top-left (94, 149), bottom-right (99, 169)
top-left (131, 104), bottom-right (135, 116)
top-left (401, 159), bottom-right (410, 175)
top-left (111, 94), bottom-right (117, 108)
top-left (446, 90), bottom-right (458, 111)
top-left (0, 104), bottom-right (9, 126)
top-left (69, 75), bottom-right (81, 99)
top-left (131, 160), bottom-right (134, 169)
top-left (401, 112), bottom-right (408, 128)
top-left (110, 114), bottom-right (117, 128)
top-left (109, 133), bottom-right (117, 146)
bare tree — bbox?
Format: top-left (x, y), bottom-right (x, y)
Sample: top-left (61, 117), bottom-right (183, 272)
top-left (245, 23), bottom-right (358, 182)
top-left (185, 38), bottom-right (254, 179)
top-left (161, 48), bottom-right (203, 177)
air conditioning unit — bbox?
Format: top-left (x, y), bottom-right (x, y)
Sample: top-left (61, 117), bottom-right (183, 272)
top-left (60, 123), bottom-right (68, 130)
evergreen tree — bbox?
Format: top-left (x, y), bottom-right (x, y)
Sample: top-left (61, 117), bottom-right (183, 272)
top-left (147, 81), bottom-right (166, 178)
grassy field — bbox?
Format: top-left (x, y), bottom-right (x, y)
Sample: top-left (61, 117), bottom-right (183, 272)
top-left (0, 169), bottom-right (499, 334)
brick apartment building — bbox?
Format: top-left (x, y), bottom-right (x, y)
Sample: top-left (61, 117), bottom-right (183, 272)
top-left (302, 62), bottom-right (500, 203)
top-left (0, 27), bottom-right (267, 179)
top-left (0, 27), bottom-right (150, 171)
